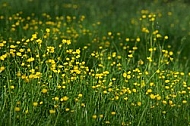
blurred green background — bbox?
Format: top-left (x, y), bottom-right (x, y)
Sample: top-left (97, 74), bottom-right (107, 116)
top-left (0, 0), bottom-right (190, 61)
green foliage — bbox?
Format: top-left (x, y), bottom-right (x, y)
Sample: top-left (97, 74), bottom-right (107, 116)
top-left (0, 0), bottom-right (190, 126)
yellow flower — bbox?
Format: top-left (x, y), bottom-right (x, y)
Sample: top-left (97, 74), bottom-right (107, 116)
top-left (16, 52), bottom-right (22, 56)
top-left (49, 109), bottom-right (56, 114)
top-left (111, 111), bottom-right (116, 115)
top-left (124, 97), bottom-right (128, 101)
top-left (169, 100), bottom-right (173, 105)
top-left (10, 85), bottom-right (15, 89)
top-left (123, 72), bottom-right (127, 78)
top-left (182, 100), bottom-right (187, 104)
top-left (92, 115), bottom-right (97, 119)
top-left (0, 66), bottom-right (5, 72)
top-left (136, 37), bottom-right (140, 42)
top-left (54, 97), bottom-right (59, 101)
top-left (150, 94), bottom-right (155, 99)
top-left (25, 109), bottom-right (29, 114)
top-left (108, 32), bottom-right (112, 36)
top-left (46, 28), bottom-right (50, 33)
top-left (137, 102), bottom-right (142, 106)
top-left (127, 75), bottom-right (131, 79)
top-left (47, 46), bottom-right (55, 53)
top-left (75, 49), bottom-right (80, 54)
top-left (165, 86), bottom-right (170, 89)
top-left (105, 121), bottom-right (110, 124)
top-left (115, 95), bottom-right (119, 100)
top-left (33, 102), bottom-right (38, 107)
top-left (162, 111), bottom-right (166, 114)
top-left (128, 54), bottom-right (133, 58)
top-left (164, 36), bottom-right (168, 40)
top-left (41, 88), bottom-right (48, 94)
top-left (132, 89), bottom-right (137, 92)
top-left (65, 108), bottom-right (70, 111)
top-left (14, 107), bottom-right (20, 112)
top-left (81, 103), bottom-right (85, 107)
top-left (26, 57), bottom-right (35, 62)
top-left (31, 33), bottom-right (37, 41)
top-left (10, 45), bottom-right (16, 48)
top-left (99, 114), bottom-right (104, 118)
top-left (78, 94), bottom-right (83, 97)
top-left (0, 53), bottom-right (8, 61)
top-left (61, 96), bottom-right (69, 101)
top-left (156, 96), bottom-right (161, 100)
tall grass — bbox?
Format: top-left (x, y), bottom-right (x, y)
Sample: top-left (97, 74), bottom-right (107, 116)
top-left (0, 0), bottom-right (190, 125)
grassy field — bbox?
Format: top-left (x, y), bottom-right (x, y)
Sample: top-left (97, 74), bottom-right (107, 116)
top-left (0, 0), bottom-right (190, 125)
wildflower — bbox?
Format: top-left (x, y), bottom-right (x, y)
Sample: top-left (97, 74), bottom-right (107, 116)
top-left (115, 95), bottom-right (119, 100)
top-left (124, 97), bottom-right (128, 101)
top-left (162, 111), bottom-right (166, 114)
top-left (46, 28), bottom-right (50, 33)
top-left (142, 15), bottom-right (146, 18)
top-left (10, 85), bottom-right (15, 89)
top-left (61, 96), bottom-right (69, 101)
top-left (0, 66), bottom-right (5, 72)
top-left (167, 12), bottom-right (172, 16)
top-left (81, 103), bottom-right (85, 107)
top-left (142, 27), bottom-right (149, 33)
top-left (78, 94), bottom-right (83, 97)
top-left (36, 39), bottom-right (42, 45)
top-left (47, 46), bottom-right (55, 53)
top-left (164, 36), bottom-right (168, 40)
top-left (108, 32), bottom-right (112, 36)
top-left (126, 75), bottom-right (131, 79)
top-left (111, 111), bottom-right (116, 115)
top-left (156, 96), bottom-right (161, 100)
top-left (26, 57), bottom-right (35, 62)
top-left (14, 107), bottom-right (20, 112)
top-left (67, 40), bottom-right (71, 45)
top-left (92, 115), bottom-right (97, 119)
top-left (149, 82), bottom-right (155, 86)
top-left (138, 59), bottom-right (144, 65)
top-left (54, 97), bottom-right (59, 101)
top-left (150, 94), bottom-right (155, 99)
top-left (10, 45), bottom-right (16, 48)
top-left (147, 57), bottom-right (152, 62)
top-left (123, 72), bottom-right (127, 78)
top-left (25, 109), bottom-right (29, 114)
top-left (41, 88), bottom-right (48, 94)
top-left (132, 89), bottom-right (137, 92)
top-left (0, 53), bottom-right (8, 60)
top-left (182, 100), bottom-right (187, 104)
top-left (75, 49), bottom-right (80, 54)
top-left (16, 52), bottom-right (22, 56)
top-left (169, 100), bottom-right (173, 105)
top-left (165, 86), bottom-right (170, 89)
top-left (31, 33), bottom-right (37, 41)
top-left (125, 38), bottom-right (130, 41)
top-left (103, 90), bottom-right (107, 94)
top-left (33, 102), bottom-right (38, 107)
top-left (105, 121), bottom-right (110, 124)
top-left (49, 109), bottom-right (56, 114)
top-left (136, 37), bottom-right (140, 42)
top-left (137, 102), bottom-right (142, 106)
top-left (65, 108), bottom-right (70, 111)
top-left (128, 54), bottom-right (133, 58)
top-left (97, 114), bottom-right (103, 118)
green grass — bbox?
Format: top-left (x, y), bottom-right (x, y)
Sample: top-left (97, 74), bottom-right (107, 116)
top-left (0, 0), bottom-right (190, 126)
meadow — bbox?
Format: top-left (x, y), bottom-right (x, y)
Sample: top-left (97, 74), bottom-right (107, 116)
top-left (0, 0), bottom-right (190, 125)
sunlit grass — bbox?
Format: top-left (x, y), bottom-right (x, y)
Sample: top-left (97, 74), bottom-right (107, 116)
top-left (0, 0), bottom-right (190, 126)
